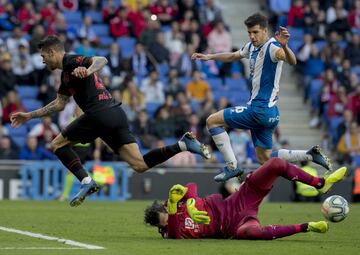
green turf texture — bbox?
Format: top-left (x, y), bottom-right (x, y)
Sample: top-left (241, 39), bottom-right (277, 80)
top-left (0, 201), bottom-right (359, 255)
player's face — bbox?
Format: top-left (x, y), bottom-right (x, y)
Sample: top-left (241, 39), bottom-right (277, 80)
top-left (247, 25), bottom-right (268, 47)
top-left (40, 48), bottom-right (58, 71)
top-left (158, 212), bottom-right (168, 228)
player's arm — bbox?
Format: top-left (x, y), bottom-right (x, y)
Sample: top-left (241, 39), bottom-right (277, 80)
top-left (274, 26), bottom-right (297, 65)
top-left (192, 51), bottom-right (243, 62)
top-left (72, 56), bottom-right (108, 78)
top-left (10, 94), bottom-right (70, 128)
top-left (184, 182), bottom-right (199, 199)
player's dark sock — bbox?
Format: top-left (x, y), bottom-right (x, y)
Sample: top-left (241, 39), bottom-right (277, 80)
top-left (143, 143), bottom-right (181, 168)
top-left (299, 223), bottom-right (309, 232)
top-left (54, 145), bottom-right (88, 181)
top-left (311, 177), bottom-right (325, 189)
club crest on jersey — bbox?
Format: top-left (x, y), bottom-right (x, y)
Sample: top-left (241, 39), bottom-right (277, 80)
top-left (258, 49), bottom-right (265, 58)
top-left (184, 217), bottom-right (195, 229)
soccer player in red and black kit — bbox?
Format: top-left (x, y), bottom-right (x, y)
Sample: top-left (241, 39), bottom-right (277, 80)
top-left (10, 35), bottom-right (211, 207)
top-left (144, 158), bottom-right (347, 239)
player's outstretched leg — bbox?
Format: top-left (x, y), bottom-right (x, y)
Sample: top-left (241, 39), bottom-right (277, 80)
top-left (178, 132), bottom-right (211, 159)
top-left (271, 145), bottom-right (332, 171)
top-left (235, 219), bottom-right (328, 240)
top-left (70, 179), bottom-right (99, 207)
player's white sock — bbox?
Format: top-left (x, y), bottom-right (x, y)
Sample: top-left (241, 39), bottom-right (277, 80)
top-left (81, 176), bottom-right (92, 184)
top-left (209, 127), bottom-right (237, 170)
top-left (272, 149), bottom-right (312, 162)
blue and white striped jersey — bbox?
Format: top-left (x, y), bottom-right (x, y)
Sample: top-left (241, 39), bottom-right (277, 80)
top-left (239, 37), bottom-right (283, 108)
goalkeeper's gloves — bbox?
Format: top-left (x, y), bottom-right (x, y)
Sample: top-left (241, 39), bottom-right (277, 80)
top-left (167, 184), bottom-right (188, 215)
top-left (186, 198), bottom-right (211, 224)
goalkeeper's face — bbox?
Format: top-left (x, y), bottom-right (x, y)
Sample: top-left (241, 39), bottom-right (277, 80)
top-left (158, 212), bottom-right (168, 228)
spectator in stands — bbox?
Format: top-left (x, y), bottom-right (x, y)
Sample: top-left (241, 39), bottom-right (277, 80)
top-left (164, 21), bottom-right (185, 66)
top-left (186, 113), bottom-right (204, 142)
top-left (0, 52), bottom-right (16, 99)
top-left (74, 37), bottom-right (96, 56)
top-left (207, 20), bottom-right (232, 53)
top-left (19, 136), bottom-right (56, 160)
top-left (58, 97), bottom-right (77, 130)
top-left (326, 0), bottom-right (348, 24)
top-left (186, 70), bottom-right (211, 102)
top-left (177, 0), bottom-right (199, 22)
top-left (1, 90), bottom-right (24, 125)
top-left (0, 136), bottom-right (18, 159)
top-left (131, 42), bottom-right (153, 78)
top-left (176, 44), bottom-right (201, 77)
top-left (287, 0), bottom-right (305, 27)
top-left (102, 0), bottom-right (117, 23)
top-left (121, 79), bottom-right (145, 108)
top-left (0, 1), bottom-right (17, 31)
top-left (304, 0), bottom-right (326, 39)
top-left (198, 0), bottom-right (223, 35)
top-left (29, 24), bottom-right (46, 54)
top-left (12, 44), bottom-right (35, 85)
top-left (17, 2), bottom-right (37, 32)
top-left (78, 16), bottom-right (99, 45)
top-left (268, 0), bottom-right (291, 30)
top-left (344, 33), bottom-right (360, 66)
top-left (37, 82), bottom-right (57, 106)
top-left (106, 42), bottom-right (123, 77)
top-left (348, 0), bottom-right (360, 29)
top-left (29, 116), bottom-right (60, 151)
top-left (337, 109), bottom-right (354, 142)
top-left (327, 86), bottom-right (347, 119)
top-left (132, 110), bottom-right (155, 148)
top-left (6, 26), bottom-right (27, 56)
top-left (347, 84), bottom-right (360, 123)
top-left (148, 32), bottom-right (170, 64)
top-left (57, 0), bottom-right (79, 12)
top-left (127, 1), bottom-right (148, 38)
top-left (110, 6), bottom-right (131, 38)
top-left (140, 69), bottom-right (165, 104)
top-left (336, 121), bottom-right (360, 164)
top-left (40, 1), bottom-right (57, 31)
top-left (170, 150), bottom-right (196, 167)
top-left (164, 68), bottom-right (184, 97)
top-left (184, 18), bottom-right (203, 51)
top-left (149, 0), bottom-right (177, 26)
top-left (179, 9), bottom-right (195, 33)
top-left (153, 106), bottom-right (176, 138)
top-left (229, 129), bottom-right (252, 166)
top-left (139, 19), bottom-right (161, 48)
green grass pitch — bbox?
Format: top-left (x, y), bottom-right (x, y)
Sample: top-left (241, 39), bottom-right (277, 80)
top-left (0, 201), bottom-right (359, 255)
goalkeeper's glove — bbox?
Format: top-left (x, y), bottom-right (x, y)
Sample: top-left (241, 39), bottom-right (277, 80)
top-left (186, 198), bottom-right (211, 224)
top-left (167, 184), bottom-right (188, 215)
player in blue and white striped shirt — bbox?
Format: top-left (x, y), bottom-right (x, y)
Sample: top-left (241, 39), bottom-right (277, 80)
top-left (192, 13), bottom-right (332, 182)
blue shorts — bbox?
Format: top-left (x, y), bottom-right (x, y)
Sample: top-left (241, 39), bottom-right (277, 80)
top-left (223, 105), bottom-right (280, 149)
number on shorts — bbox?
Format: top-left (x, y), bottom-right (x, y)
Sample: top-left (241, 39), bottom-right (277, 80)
top-left (233, 106), bottom-right (247, 113)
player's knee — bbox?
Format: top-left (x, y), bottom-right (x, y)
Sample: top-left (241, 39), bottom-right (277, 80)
top-left (50, 140), bottom-right (61, 152)
top-left (268, 158), bottom-right (287, 172)
top-left (206, 114), bottom-right (218, 129)
top-left (130, 161), bottom-right (148, 173)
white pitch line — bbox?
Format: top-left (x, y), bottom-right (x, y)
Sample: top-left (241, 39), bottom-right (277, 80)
top-left (0, 226), bottom-right (105, 250)
top-left (0, 247), bottom-right (85, 250)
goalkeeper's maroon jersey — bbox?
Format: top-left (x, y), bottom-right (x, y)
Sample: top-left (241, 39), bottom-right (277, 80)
top-left (164, 183), bottom-right (225, 239)
top-left (58, 54), bottom-right (120, 114)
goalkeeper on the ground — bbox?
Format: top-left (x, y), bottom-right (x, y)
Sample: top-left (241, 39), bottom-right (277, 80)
top-left (144, 158), bottom-right (347, 239)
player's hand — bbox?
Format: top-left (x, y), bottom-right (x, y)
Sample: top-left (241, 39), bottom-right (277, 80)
top-left (191, 53), bottom-right (211, 61)
top-left (167, 184), bottom-right (188, 215)
top-left (10, 112), bottom-right (31, 128)
top-left (186, 198), bottom-right (211, 224)
top-left (275, 26), bottom-right (290, 47)
top-left (71, 67), bottom-right (90, 78)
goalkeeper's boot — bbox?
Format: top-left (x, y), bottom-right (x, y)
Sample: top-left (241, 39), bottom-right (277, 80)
top-left (179, 132), bottom-right (211, 159)
top-left (70, 179), bottom-right (99, 207)
top-left (306, 145), bottom-right (332, 171)
top-left (214, 165), bottom-right (244, 182)
top-left (318, 167), bottom-right (347, 194)
top-left (308, 221), bottom-right (329, 233)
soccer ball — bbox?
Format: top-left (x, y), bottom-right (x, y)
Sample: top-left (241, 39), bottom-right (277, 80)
top-left (321, 195), bottom-right (349, 222)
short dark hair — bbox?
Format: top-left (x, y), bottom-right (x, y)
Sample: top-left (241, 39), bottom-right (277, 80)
top-left (38, 35), bottom-right (64, 51)
top-left (144, 200), bottom-right (166, 226)
top-left (244, 13), bottom-right (268, 29)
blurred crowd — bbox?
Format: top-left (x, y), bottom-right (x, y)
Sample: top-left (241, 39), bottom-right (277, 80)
top-left (266, 0), bottom-right (360, 167)
top-left (0, 0), bottom-right (260, 167)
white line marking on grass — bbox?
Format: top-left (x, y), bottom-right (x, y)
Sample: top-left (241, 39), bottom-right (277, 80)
top-left (0, 247), bottom-right (85, 250)
top-left (0, 226), bottom-right (105, 250)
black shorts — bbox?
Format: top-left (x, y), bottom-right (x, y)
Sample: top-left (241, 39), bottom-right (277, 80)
top-left (62, 106), bottom-right (136, 152)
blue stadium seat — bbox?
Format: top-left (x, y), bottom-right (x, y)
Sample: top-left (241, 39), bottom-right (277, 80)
top-left (190, 100), bottom-right (200, 111)
top-left (309, 79), bottom-right (323, 110)
top-left (157, 63), bottom-right (169, 78)
top-left (179, 77), bottom-right (191, 88)
top-left (63, 11), bottom-right (82, 24)
top-left (26, 118), bottom-right (41, 130)
top-left (5, 124), bottom-right (28, 137)
top-left (230, 90), bottom-right (251, 105)
top-left (92, 24), bottom-right (110, 37)
top-left (288, 40), bottom-right (303, 53)
top-left (337, 40), bottom-right (347, 49)
top-left (328, 116), bottom-right (344, 145)
top-left (214, 90), bottom-right (231, 103)
top-left (96, 48), bottom-right (110, 56)
top-left (146, 102), bottom-right (162, 118)
top-left (314, 40), bottom-right (327, 51)
top-left (276, 15), bottom-right (288, 28)
top-left (22, 99), bottom-right (43, 112)
top-left (85, 10), bottom-right (103, 24)
top-left (163, 137), bottom-right (177, 145)
top-left (102, 0), bottom-right (122, 8)
top-left (288, 27), bottom-right (305, 41)
top-left (207, 77), bottom-right (223, 91)
top-left (11, 136), bottom-right (26, 148)
top-left (16, 86), bottom-right (39, 100)
top-left (117, 37), bottom-right (136, 59)
top-left (99, 36), bottom-right (114, 47)
top-left (225, 78), bottom-right (247, 91)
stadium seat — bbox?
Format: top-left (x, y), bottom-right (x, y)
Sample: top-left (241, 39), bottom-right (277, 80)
top-left (190, 100), bottom-right (200, 111)
top-left (157, 63), bottom-right (169, 78)
top-left (230, 90), bottom-right (251, 105)
top-left (309, 79), bottom-right (323, 110)
top-left (92, 24), bottom-right (110, 37)
top-left (163, 137), bottom-right (177, 145)
top-left (84, 10), bottom-right (103, 24)
top-left (214, 89), bottom-right (231, 103)
top-left (11, 136), bottom-right (26, 148)
top-left (288, 40), bottom-right (303, 53)
top-left (5, 123), bottom-right (27, 137)
top-left (63, 11), bottom-right (82, 24)
top-left (117, 37), bottom-right (136, 59)
top-left (328, 116), bottom-right (344, 145)
top-left (101, 0), bottom-right (122, 8)
top-left (314, 40), bottom-right (327, 51)
top-left (146, 102), bottom-right (162, 118)
top-left (179, 77), bottom-right (192, 88)
top-left (26, 118), bottom-right (41, 130)
top-left (225, 78), bottom-right (248, 91)
top-left (96, 48), bottom-right (110, 56)
top-left (16, 86), bottom-right (39, 100)
top-left (288, 27), bottom-right (305, 41)
top-left (207, 77), bottom-right (223, 91)
top-left (99, 36), bottom-right (114, 47)
top-left (22, 99), bottom-right (43, 112)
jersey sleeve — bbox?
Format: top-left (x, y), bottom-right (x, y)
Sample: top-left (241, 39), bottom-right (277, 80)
top-left (269, 42), bottom-right (282, 62)
top-left (239, 42), bottom-right (251, 59)
top-left (63, 54), bottom-right (93, 71)
top-left (184, 183), bottom-right (198, 199)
